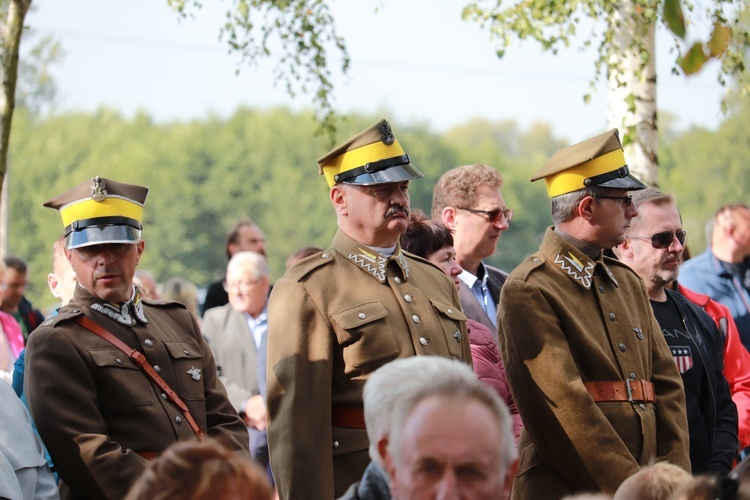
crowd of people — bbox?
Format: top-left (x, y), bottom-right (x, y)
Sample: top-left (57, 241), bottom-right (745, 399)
top-left (2, 119), bottom-right (750, 499)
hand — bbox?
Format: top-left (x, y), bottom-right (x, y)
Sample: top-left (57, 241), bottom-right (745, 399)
top-left (243, 394), bottom-right (267, 431)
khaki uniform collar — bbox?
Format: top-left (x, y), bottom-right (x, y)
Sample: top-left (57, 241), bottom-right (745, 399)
top-left (73, 283), bottom-right (149, 326)
top-left (332, 229), bottom-right (411, 284)
top-left (540, 226), bottom-right (619, 290)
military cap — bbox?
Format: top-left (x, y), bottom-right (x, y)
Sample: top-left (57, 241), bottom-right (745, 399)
top-left (317, 119), bottom-right (423, 187)
top-left (44, 176), bottom-right (149, 250)
top-left (531, 129), bottom-right (646, 198)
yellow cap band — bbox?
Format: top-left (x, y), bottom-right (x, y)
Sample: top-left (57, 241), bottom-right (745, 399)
top-left (322, 139), bottom-right (405, 187)
top-left (60, 197), bottom-right (144, 228)
top-left (544, 149), bottom-right (626, 197)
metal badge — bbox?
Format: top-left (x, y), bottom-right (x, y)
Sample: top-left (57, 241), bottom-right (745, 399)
top-left (187, 367), bottom-right (202, 381)
top-left (377, 121), bottom-right (395, 145)
top-left (453, 330), bottom-right (461, 343)
top-left (90, 176), bottom-right (108, 201)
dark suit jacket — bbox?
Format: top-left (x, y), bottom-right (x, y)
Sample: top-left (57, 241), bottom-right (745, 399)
top-left (459, 263), bottom-right (508, 343)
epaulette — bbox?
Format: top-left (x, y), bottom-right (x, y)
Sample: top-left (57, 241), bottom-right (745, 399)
top-left (142, 298), bottom-right (187, 310)
top-left (401, 250), bottom-right (444, 274)
top-left (508, 253), bottom-right (546, 281)
top-left (37, 306), bottom-right (84, 329)
top-left (285, 250), bottom-right (334, 282)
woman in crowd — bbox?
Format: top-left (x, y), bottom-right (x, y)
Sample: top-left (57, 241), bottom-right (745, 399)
top-left (400, 209), bottom-right (522, 440)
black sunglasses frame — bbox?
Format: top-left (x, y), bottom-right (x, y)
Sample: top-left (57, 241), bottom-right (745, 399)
top-left (457, 206), bottom-right (513, 223)
top-left (629, 230), bottom-right (687, 249)
top-left (593, 194), bottom-right (633, 207)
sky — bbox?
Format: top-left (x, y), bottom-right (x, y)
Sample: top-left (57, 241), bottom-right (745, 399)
top-left (26, 0), bottom-right (727, 144)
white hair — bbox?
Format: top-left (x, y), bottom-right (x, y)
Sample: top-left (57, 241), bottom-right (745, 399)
top-left (373, 356), bottom-right (517, 477)
top-left (226, 251), bottom-right (269, 281)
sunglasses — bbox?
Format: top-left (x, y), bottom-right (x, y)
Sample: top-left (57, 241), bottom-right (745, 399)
top-left (594, 194), bottom-right (633, 207)
top-left (457, 207), bottom-right (513, 223)
top-left (629, 230), bottom-right (687, 249)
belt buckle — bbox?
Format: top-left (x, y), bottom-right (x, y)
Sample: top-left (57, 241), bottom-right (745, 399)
top-left (625, 379), bottom-right (634, 402)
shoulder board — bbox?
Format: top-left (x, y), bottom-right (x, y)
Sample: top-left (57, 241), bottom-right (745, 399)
top-left (285, 250), bottom-right (334, 281)
top-left (37, 306), bottom-right (84, 329)
top-left (142, 298), bottom-right (187, 310)
top-left (401, 250), bottom-right (444, 274)
top-left (508, 253), bottom-right (546, 280)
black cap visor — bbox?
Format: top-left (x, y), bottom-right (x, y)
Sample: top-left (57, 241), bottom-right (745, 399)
top-left (343, 163), bottom-right (424, 186)
top-left (66, 225), bottom-right (142, 250)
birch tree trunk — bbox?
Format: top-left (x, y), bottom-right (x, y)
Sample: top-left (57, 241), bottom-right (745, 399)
top-left (0, 0), bottom-right (32, 254)
top-left (606, 0), bottom-right (659, 187)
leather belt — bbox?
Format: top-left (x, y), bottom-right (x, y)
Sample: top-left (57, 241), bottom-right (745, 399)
top-left (584, 379), bottom-right (656, 404)
top-left (332, 405), bottom-right (366, 429)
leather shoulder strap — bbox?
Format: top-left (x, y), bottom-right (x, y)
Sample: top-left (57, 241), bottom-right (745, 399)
top-left (74, 315), bottom-right (205, 441)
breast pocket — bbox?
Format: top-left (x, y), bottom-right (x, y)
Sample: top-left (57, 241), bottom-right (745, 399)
top-left (332, 301), bottom-right (400, 372)
top-left (164, 339), bottom-right (206, 402)
top-left (88, 348), bottom-right (155, 409)
top-left (430, 299), bottom-right (468, 359)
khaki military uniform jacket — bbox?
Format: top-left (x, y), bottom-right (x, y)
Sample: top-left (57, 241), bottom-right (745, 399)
top-left (499, 228), bottom-right (690, 498)
top-left (25, 286), bottom-right (250, 500)
top-left (267, 229), bottom-right (472, 500)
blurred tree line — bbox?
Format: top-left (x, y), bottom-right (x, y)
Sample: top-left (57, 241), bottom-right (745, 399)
top-left (5, 105), bottom-right (743, 311)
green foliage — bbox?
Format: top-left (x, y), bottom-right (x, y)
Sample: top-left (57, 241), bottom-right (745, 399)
top-left (462, 0), bottom-right (748, 111)
top-left (9, 105), bottom-right (746, 310)
top-left (166, 0), bottom-right (350, 144)
top-left (7, 107), bottom-right (571, 310)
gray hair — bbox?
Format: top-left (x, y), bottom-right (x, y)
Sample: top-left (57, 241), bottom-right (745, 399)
top-left (550, 186), bottom-right (615, 224)
top-left (226, 251), bottom-right (269, 281)
top-left (383, 356), bottom-right (517, 478)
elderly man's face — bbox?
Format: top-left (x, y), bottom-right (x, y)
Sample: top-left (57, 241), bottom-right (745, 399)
top-left (226, 263), bottom-right (269, 319)
top-left (66, 241), bottom-right (144, 303)
top-left (333, 181), bottom-right (411, 247)
top-left (388, 395), bottom-right (508, 500)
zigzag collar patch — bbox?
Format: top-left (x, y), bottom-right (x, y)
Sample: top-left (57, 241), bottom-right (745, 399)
top-left (554, 251), bottom-right (595, 289)
top-left (348, 248), bottom-right (410, 283)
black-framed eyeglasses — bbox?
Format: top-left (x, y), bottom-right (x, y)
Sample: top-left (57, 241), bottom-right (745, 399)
top-left (457, 207), bottom-right (513, 223)
top-left (594, 194), bottom-right (633, 207)
top-left (629, 230), bottom-right (687, 249)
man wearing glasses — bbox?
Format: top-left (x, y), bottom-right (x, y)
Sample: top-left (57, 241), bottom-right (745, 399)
top-left (265, 120), bottom-right (471, 500)
top-left (498, 130), bottom-right (689, 498)
top-left (432, 164), bottom-right (511, 340)
top-left (613, 188), bottom-right (737, 475)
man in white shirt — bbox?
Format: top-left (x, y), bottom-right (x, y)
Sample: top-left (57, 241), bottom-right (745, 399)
top-left (432, 164), bottom-right (511, 338)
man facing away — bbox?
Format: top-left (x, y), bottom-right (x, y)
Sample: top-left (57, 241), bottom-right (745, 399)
top-left (680, 203), bottom-right (750, 351)
top-left (266, 119), bottom-right (472, 499)
top-left (202, 251), bottom-right (271, 474)
top-left (613, 188), bottom-right (737, 475)
top-left (432, 164), bottom-right (511, 339)
top-left (498, 129), bottom-right (690, 498)
top-left (25, 176), bottom-right (249, 499)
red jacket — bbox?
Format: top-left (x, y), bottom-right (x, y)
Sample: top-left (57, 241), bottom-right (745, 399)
top-left (680, 283), bottom-right (750, 449)
top-left (466, 318), bottom-right (523, 441)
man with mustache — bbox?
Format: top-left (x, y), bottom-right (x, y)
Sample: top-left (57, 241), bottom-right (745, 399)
top-left (266, 119), bottom-right (472, 499)
top-left (613, 188), bottom-right (737, 475)
top-left (25, 177), bottom-right (250, 499)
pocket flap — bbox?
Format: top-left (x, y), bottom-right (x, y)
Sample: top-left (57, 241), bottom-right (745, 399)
top-left (333, 302), bottom-right (388, 330)
top-left (430, 299), bottom-right (468, 322)
top-left (88, 348), bottom-right (140, 370)
top-left (164, 339), bottom-right (202, 359)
